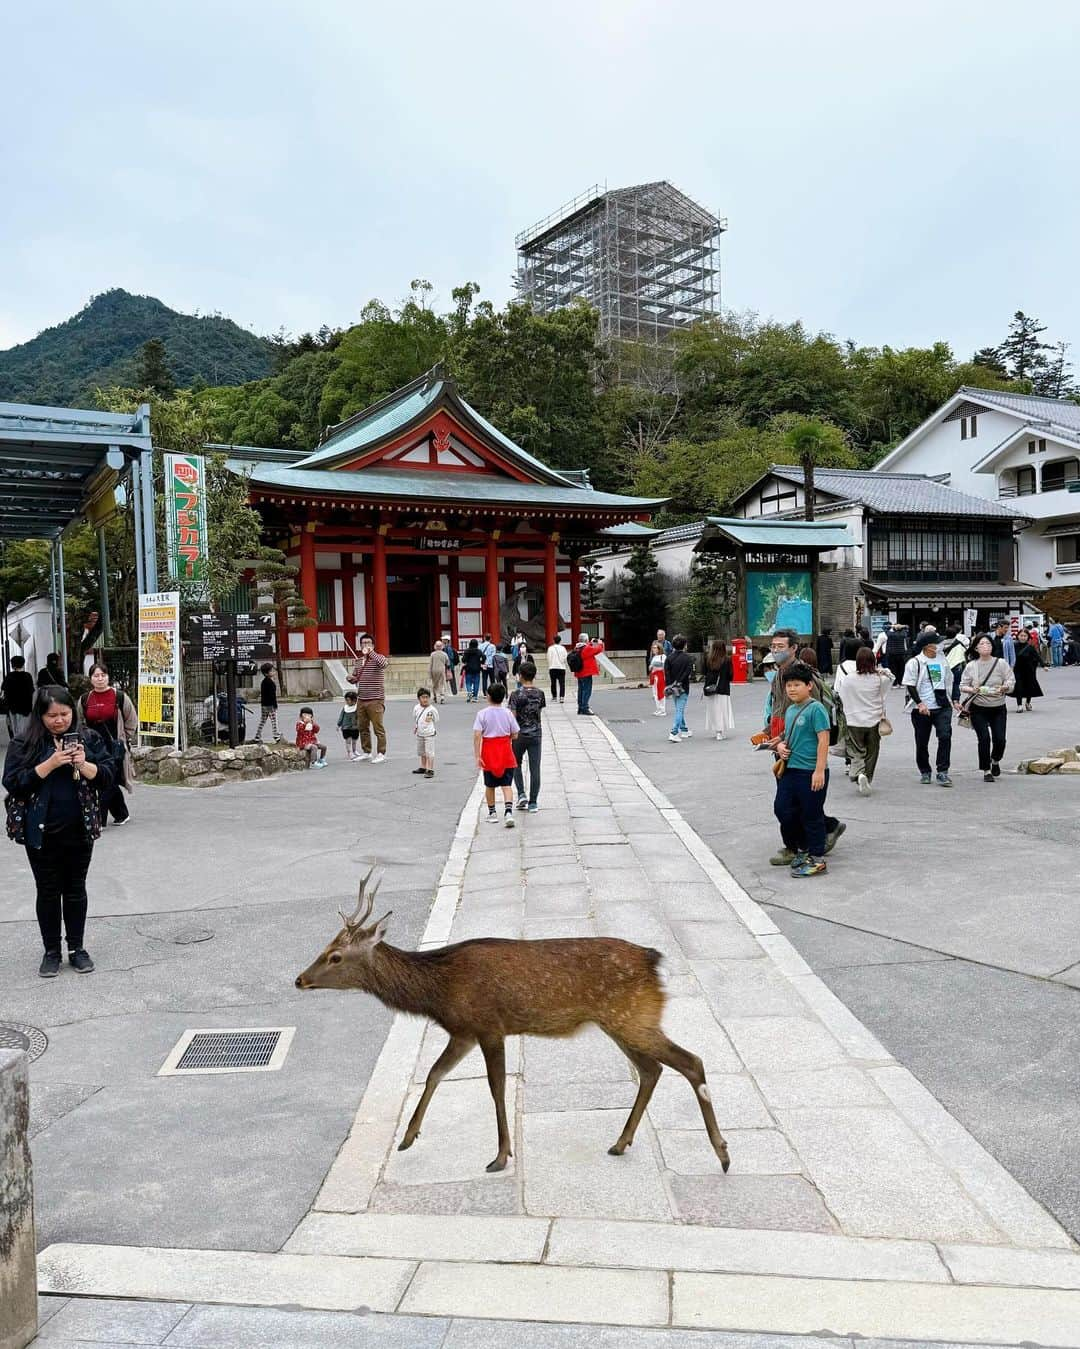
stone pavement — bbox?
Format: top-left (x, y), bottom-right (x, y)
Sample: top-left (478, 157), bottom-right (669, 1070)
top-left (33, 703), bottom-right (1080, 1343)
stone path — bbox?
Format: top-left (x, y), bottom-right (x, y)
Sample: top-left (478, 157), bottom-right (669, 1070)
top-left (37, 706), bottom-right (1080, 1344)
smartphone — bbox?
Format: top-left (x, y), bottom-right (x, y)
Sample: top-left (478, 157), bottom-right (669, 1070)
top-left (62, 733), bottom-right (80, 752)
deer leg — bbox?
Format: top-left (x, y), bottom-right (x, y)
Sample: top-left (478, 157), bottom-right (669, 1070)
top-left (478, 1036), bottom-right (512, 1172)
top-left (399, 1033), bottom-right (475, 1151)
top-left (636, 1032), bottom-right (730, 1173)
top-left (607, 1041), bottom-right (661, 1156)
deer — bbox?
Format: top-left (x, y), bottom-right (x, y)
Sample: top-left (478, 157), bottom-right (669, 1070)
top-left (295, 869), bottom-right (731, 1175)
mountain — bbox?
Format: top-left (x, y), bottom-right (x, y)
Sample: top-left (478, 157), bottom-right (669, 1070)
top-left (0, 289), bottom-right (274, 405)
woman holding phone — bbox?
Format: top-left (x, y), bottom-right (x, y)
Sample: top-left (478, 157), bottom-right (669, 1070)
top-left (2, 686), bottom-right (116, 977)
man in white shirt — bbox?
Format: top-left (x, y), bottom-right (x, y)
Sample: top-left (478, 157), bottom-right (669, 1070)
top-left (903, 631), bottom-right (953, 786)
top-left (480, 633), bottom-right (496, 694)
top-left (546, 636), bottom-right (569, 703)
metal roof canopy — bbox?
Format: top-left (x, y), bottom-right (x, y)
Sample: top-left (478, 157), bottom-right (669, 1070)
top-left (0, 401), bottom-right (152, 541)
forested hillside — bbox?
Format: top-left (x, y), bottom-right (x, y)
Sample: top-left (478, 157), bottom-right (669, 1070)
top-left (0, 289), bottom-right (273, 404)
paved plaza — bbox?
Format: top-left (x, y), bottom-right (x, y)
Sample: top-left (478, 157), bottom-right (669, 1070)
top-left (3, 678), bottom-right (1080, 1345)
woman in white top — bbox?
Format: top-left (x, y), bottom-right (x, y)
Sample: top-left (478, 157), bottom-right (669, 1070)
top-left (647, 640), bottom-right (666, 715)
top-left (834, 646), bottom-right (892, 795)
top-left (546, 637), bottom-right (569, 704)
top-left (959, 634), bottom-right (1014, 782)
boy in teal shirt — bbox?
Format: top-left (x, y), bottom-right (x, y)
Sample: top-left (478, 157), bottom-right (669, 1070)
top-left (772, 661), bottom-right (833, 877)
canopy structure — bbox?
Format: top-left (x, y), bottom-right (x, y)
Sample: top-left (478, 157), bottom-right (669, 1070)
top-left (0, 401), bottom-right (156, 670)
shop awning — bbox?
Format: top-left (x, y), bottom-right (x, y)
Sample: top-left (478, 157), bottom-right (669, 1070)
top-left (861, 579), bottom-right (1043, 604)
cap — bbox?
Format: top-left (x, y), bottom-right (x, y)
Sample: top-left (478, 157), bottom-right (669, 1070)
top-left (915, 630), bottom-right (939, 652)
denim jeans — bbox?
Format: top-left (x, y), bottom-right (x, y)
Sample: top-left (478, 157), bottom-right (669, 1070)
top-left (671, 690), bottom-right (689, 734)
top-left (1052, 640), bottom-right (1064, 667)
top-left (464, 672), bottom-right (480, 700)
top-left (911, 705), bottom-right (952, 774)
top-left (773, 766), bottom-right (829, 859)
top-left (512, 733), bottom-right (542, 805)
top-left (576, 675), bottom-right (593, 713)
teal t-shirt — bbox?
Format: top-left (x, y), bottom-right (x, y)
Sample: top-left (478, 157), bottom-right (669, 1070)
top-left (783, 699), bottom-right (830, 770)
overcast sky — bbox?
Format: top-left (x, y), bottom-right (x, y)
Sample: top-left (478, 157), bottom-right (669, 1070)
top-left (3, 1), bottom-right (1079, 362)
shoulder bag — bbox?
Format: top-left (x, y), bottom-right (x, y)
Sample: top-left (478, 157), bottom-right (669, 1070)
top-left (772, 701), bottom-right (814, 779)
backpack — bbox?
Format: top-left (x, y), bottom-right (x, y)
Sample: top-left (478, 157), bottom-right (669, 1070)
top-left (567, 649), bottom-right (584, 674)
top-left (491, 651), bottom-right (509, 682)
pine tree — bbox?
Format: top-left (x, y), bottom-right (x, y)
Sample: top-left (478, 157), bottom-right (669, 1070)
top-left (618, 544), bottom-right (666, 642)
top-left (676, 552), bottom-right (738, 648)
top-left (135, 338), bottom-right (176, 396)
top-left (999, 312), bottom-right (1051, 383)
top-left (1033, 341), bottom-right (1075, 399)
top-left (972, 346), bottom-right (1007, 377)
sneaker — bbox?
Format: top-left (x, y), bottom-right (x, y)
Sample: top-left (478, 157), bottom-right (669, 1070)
top-left (679, 730), bottom-right (693, 739)
top-left (39, 950), bottom-right (61, 978)
top-left (371, 753), bottom-right (386, 764)
top-left (425, 770), bottom-right (434, 779)
top-left (486, 810), bottom-right (499, 824)
top-left (789, 851), bottom-right (810, 872)
top-left (111, 816), bottom-right (129, 827)
top-left (527, 803), bottom-right (539, 813)
top-left (824, 821), bottom-right (846, 853)
top-left (517, 796), bottom-right (528, 810)
top-left (769, 847), bottom-right (796, 866)
top-left (355, 751), bottom-right (371, 761)
top-left (857, 772), bottom-right (871, 796)
top-left (668, 733), bottom-right (681, 743)
top-left (504, 811), bottom-right (515, 829)
top-left (937, 773), bottom-right (953, 787)
top-left (984, 772), bottom-right (995, 782)
top-left (315, 759), bottom-right (328, 769)
top-left (792, 858), bottom-right (827, 878)
top-left (412, 767), bottom-right (426, 774)
top-left (68, 948), bottom-right (94, 973)
top-left (991, 760), bottom-right (1001, 777)
top-left (920, 773), bottom-right (932, 784)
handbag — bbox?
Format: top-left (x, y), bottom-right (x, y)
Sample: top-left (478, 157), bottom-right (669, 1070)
top-left (5, 793), bottom-right (30, 844)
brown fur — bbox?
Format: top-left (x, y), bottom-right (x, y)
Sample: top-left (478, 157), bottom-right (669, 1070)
top-left (296, 877), bottom-right (730, 1174)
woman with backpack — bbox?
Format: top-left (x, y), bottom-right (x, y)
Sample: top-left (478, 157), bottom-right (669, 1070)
top-left (78, 663), bottom-right (138, 827)
top-left (700, 638), bottom-right (734, 740)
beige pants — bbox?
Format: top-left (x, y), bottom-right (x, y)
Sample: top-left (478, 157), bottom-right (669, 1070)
top-left (357, 700), bottom-right (386, 755)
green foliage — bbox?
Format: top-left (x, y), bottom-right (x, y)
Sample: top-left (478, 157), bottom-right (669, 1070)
top-left (781, 418), bottom-right (856, 520)
top-left (135, 338), bottom-right (175, 397)
top-left (0, 289), bottom-right (272, 404)
top-left (617, 544), bottom-right (667, 641)
top-left (675, 552), bottom-right (738, 648)
top-left (1000, 311), bottom-right (1050, 383)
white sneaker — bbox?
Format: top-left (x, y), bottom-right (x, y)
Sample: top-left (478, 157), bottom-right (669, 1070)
top-left (857, 772), bottom-right (871, 796)
top-left (679, 730), bottom-right (693, 739)
top-left (716, 733), bottom-right (724, 741)
top-left (668, 733), bottom-right (681, 743)
top-left (371, 753), bottom-right (386, 764)
top-left (355, 751), bottom-right (371, 761)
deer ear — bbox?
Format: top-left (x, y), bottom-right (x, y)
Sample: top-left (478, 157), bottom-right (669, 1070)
top-left (370, 910), bottom-right (393, 945)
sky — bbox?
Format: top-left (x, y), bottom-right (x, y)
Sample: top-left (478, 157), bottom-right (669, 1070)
top-left (3, 0), bottom-right (1079, 361)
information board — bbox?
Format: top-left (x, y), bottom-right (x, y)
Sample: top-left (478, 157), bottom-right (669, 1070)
top-left (137, 592), bottom-right (181, 747)
top-left (188, 612), bottom-right (275, 661)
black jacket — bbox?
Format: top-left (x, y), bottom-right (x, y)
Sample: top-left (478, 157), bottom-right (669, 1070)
top-left (664, 651), bottom-right (695, 692)
top-left (2, 728), bottom-right (116, 850)
top-left (701, 657), bottom-right (732, 695)
top-left (1, 669), bottom-right (35, 715)
top-left (37, 664), bottom-right (68, 689)
top-left (461, 647), bottom-right (484, 675)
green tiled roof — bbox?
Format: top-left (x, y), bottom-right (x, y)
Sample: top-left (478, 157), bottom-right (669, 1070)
top-left (233, 462), bottom-right (665, 513)
top-left (704, 517), bottom-right (855, 549)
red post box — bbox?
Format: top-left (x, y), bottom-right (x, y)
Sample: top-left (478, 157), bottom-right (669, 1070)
top-left (732, 636), bottom-right (750, 683)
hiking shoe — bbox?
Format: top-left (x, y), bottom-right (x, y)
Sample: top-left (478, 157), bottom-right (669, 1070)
top-left (39, 950), bottom-right (61, 978)
top-left (668, 733), bottom-right (681, 742)
top-left (984, 772), bottom-right (995, 782)
top-left (937, 773), bottom-right (953, 787)
top-left (920, 773), bottom-right (932, 784)
top-left (824, 821), bottom-right (846, 853)
top-left (424, 770), bottom-right (434, 779)
top-left (371, 753), bottom-right (386, 764)
top-left (527, 803), bottom-right (539, 813)
top-left (792, 858), bottom-right (827, 878)
top-left (789, 851), bottom-right (810, 872)
top-left (769, 847), bottom-right (796, 866)
top-left (411, 767), bottom-right (426, 774)
top-left (68, 948), bottom-right (94, 974)
top-left (517, 796), bottom-right (528, 810)
top-left (857, 772), bottom-right (871, 796)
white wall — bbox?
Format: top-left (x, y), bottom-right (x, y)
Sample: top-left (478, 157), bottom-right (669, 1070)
top-left (881, 408), bottom-right (1018, 497)
top-left (590, 537), bottom-right (697, 585)
top-left (3, 597), bottom-right (57, 676)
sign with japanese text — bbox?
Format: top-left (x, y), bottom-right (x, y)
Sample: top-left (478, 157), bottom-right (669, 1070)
top-left (164, 453), bottom-right (210, 595)
top-left (137, 591), bottom-right (180, 747)
top-left (188, 612), bottom-right (275, 662)
top-left (418, 535), bottom-right (462, 551)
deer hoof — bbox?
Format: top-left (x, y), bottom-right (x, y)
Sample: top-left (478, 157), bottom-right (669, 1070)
top-left (398, 1135), bottom-right (417, 1152)
top-left (720, 1153), bottom-right (730, 1174)
top-left (485, 1155), bottom-right (509, 1173)
top-left (608, 1141), bottom-right (629, 1156)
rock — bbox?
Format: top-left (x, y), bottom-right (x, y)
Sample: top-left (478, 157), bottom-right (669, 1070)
top-left (0, 1049), bottom-right (36, 1349)
top-left (236, 743), bottom-right (266, 761)
top-left (156, 759), bottom-right (184, 784)
top-left (240, 765), bottom-right (264, 781)
top-left (144, 746), bottom-right (174, 763)
top-left (180, 746), bottom-right (209, 761)
top-left (221, 757), bottom-right (244, 770)
top-left (1059, 762), bottom-right (1080, 774)
top-left (216, 748), bottom-right (237, 763)
top-left (1056, 748), bottom-right (1079, 763)
top-left (183, 772), bottom-right (229, 788)
top-left (179, 757), bottom-right (212, 777)
top-left (1027, 757), bottom-right (1064, 774)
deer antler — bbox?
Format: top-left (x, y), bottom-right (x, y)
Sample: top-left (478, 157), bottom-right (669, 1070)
top-left (339, 868), bottom-right (382, 937)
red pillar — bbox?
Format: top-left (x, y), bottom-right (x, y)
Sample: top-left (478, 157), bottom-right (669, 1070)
top-left (485, 534), bottom-right (501, 641)
top-left (448, 555), bottom-right (460, 650)
top-left (569, 553), bottom-right (582, 641)
top-left (544, 537), bottom-right (559, 644)
top-left (299, 526), bottom-right (319, 659)
top-left (342, 557), bottom-right (356, 650)
top-left (372, 530), bottom-right (390, 655)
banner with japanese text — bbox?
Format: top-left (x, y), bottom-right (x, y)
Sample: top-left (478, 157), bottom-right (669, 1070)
top-left (164, 452), bottom-right (209, 597)
top-left (137, 591), bottom-right (181, 747)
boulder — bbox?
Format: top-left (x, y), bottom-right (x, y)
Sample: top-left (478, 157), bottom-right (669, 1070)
top-left (216, 748), bottom-right (237, 763)
top-left (179, 757), bottom-right (213, 777)
top-left (1027, 758), bottom-right (1064, 775)
top-left (0, 1050), bottom-right (36, 1349)
top-left (183, 772), bottom-right (229, 789)
top-left (180, 747), bottom-right (209, 761)
top-left (240, 765), bottom-right (265, 781)
top-left (156, 758), bottom-right (185, 784)
top-left (221, 757), bottom-right (245, 771)
top-left (1059, 762), bottom-right (1080, 774)
top-left (1055, 748), bottom-right (1079, 763)
top-left (143, 746), bottom-right (174, 764)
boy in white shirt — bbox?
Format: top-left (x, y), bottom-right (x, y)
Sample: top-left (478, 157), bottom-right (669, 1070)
top-left (412, 687), bottom-right (439, 780)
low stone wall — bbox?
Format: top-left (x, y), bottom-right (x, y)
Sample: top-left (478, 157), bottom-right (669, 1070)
top-left (1018, 744), bottom-right (1080, 775)
top-left (130, 742), bottom-right (309, 789)
top-left (1, 1049), bottom-right (36, 1349)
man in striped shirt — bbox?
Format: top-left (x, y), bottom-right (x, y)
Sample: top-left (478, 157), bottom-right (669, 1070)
top-left (348, 633), bottom-right (389, 763)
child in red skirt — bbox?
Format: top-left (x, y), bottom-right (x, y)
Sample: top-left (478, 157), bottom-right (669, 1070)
top-left (473, 683), bottom-right (519, 828)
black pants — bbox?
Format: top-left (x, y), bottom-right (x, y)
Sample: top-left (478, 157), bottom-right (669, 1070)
top-left (773, 767), bottom-right (830, 858)
top-left (481, 668), bottom-right (491, 694)
top-left (887, 654), bottom-right (906, 686)
top-left (549, 669), bottom-right (565, 700)
top-left (513, 733), bottom-right (542, 805)
top-left (911, 706), bottom-right (952, 774)
top-left (99, 782), bottom-right (129, 826)
top-left (969, 704), bottom-right (1007, 771)
top-left (26, 822), bottom-right (93, 952)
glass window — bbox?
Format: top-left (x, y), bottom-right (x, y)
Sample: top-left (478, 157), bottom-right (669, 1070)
top-left (1016, 466), bottom-right (1036, 496)
top-left (1041, 458), bottom-right (1080, 492)
top-left (316, 581), bottom-right (333, 623)
top-left (1057, 535), bottom-right (1080, 565)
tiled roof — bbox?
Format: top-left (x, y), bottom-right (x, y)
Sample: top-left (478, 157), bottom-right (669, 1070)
top-left (769, 466), bottom-right (1025, 519)
top-left (233, 462), bottom-right (665, 513)
top-left (957, 385), bottom-right (1080, 436)
top-left (705, 516), bottom-right (855, 549)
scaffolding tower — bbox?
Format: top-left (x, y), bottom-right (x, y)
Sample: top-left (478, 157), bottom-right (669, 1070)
top-left (515, 181), bottom-right (725, 380)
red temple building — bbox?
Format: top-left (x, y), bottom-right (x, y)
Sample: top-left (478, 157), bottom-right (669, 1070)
top-left (222, 366), bottom-right (663, 657)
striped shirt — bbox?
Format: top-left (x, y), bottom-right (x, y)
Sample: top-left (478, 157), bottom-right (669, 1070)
top-left (349, 652), bottom-right (388, 701)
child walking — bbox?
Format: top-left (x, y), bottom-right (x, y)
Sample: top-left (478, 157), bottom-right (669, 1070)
top-left (412, 687), bottom-right (439, 778)
top-left (508, 659), bottom-right (545, 811)
top-left (647, 640), bottom-right (666, 716)
top-left (473, 683), bottom-right (519, 827)
top-left (295, 707), bottom-right (327, 768)
top-left (338, 691), bottom-right (360, 759)
top-left (771, 661), bottom-right (832, 878)
top-left (254, 662), bottom-right (280, 741)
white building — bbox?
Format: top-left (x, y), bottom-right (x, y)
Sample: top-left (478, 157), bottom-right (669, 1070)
top-left (874, 386), bottom-right (1080, 617)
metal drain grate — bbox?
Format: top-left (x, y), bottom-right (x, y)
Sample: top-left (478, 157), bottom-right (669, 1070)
top-left (606, 718), bottom-right (644, 724)
top-left (0, 1021), bottom-right (48, 1063)
top-left (158, 1027), bottom-right (295, 1076)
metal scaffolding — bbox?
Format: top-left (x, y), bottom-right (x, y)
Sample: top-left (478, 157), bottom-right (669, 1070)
top-left (516, 181), bottom-right (725, 380)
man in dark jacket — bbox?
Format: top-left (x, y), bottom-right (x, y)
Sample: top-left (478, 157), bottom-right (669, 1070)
top-left (37, 652), bottom-right (69, 689)
top-left (884, 625), bottom-right (909, 687)
top-left (664, 635), bottom-right (696, 741)
top-left (2, 655), bottom-right (36, 739)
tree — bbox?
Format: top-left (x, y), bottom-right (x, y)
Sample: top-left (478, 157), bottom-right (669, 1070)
top-left (676, 551), bottom-right (738, 648)
top-left (1000, 311), bottom-right (1051, 383)
top-left (252, 545), bottom-right (315, 685)
top-left (135, 338), bottom-right (176, 397)
top-left (972, 345), bottom-right (1007, 377)
top-left (780, 419), bottom-right (856, 520)
top-left (1034, 341), bottom-right (1075, 399)
top-left (617, 544), bottom-right (666, 642)
top-left (581, 560), bottom-right (606, 609)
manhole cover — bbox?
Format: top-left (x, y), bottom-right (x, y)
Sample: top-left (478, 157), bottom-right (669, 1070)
top-left (171, 928), bottom-right (215, 945)
top-left (0, 1021), bottom-right (48, 1062)
top-left (158, 1027), bottom-right (295, 1076)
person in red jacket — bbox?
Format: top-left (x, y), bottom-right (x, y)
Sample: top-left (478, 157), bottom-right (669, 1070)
top-left (573, 633), bottom-right (605, 716)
